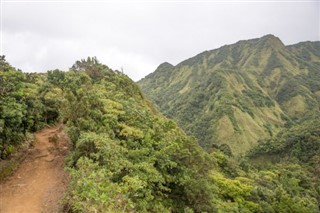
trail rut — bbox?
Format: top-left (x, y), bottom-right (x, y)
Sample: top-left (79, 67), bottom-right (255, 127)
top-left (0, 125), bottom-right (70, 213)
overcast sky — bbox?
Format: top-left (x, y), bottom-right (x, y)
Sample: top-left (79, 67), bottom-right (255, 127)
top-left (1, 0), bottom-right (319, 81)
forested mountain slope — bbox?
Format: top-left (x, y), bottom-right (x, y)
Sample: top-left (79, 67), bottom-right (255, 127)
top-left (0, 57), bottom-right (214, 212)
top-left (138, 35), bottom-right (320, 155)
top-left (1, 56), bottom-right (319, 212)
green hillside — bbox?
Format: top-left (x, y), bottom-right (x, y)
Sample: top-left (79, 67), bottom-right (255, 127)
top-left (0, 57), bottom-right (214, 212)
top-left (138, 35), bottom-right (320, 155)
top-left (1, 55), bottom-right (319, 212)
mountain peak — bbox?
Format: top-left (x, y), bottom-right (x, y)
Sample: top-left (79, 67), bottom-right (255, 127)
top-left (140, 61), bottom-right (174, 81)
top-left (157, 62), bottom-right (174, 70)
top-left (139, 35), bottom-right (320, 156)
top-left (258, 34), bottom-right (285, 50)
top-left (261, 34), bottom-right (278, 39)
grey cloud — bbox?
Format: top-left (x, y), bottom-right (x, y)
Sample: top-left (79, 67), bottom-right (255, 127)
top-left (2, 1), bottom-right (319, 81)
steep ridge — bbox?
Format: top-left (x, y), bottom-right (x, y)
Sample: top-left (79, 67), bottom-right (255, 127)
top-left (138, 35), bottom-right (320, 155)
top-left (1, 57), bottom-right (219, 212)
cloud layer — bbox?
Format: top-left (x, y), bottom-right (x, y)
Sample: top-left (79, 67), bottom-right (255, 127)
top-left (2, 1), bottom-right (319, 81)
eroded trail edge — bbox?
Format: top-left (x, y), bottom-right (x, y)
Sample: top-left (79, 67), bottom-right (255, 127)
top-left (0, 125), bottom-right (70, 213)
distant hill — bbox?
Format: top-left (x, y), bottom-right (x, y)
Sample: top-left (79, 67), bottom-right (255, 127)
top-left (138, 35), bottom-right (320, 155)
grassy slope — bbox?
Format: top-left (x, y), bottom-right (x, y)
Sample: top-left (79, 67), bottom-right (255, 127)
top-left (138, 35), bottom-right (320, 155)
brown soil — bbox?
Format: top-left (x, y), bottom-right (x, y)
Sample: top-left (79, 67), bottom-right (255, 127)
top-left (0, 124), bottom-right (70, 213)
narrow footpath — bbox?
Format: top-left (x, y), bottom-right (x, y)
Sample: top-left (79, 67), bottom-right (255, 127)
top-left (0, 125), bottom-right (70, 213)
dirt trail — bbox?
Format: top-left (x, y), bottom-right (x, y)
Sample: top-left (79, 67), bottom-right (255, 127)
top-left (0, 125), bottom-right (70, 213)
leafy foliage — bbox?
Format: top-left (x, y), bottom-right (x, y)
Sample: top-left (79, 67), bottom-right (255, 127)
top-left (0, 56), bottom-right (59, 159)
top-left (1, 50), bottom-right (319, 212)
top-left (41, 58), bottom-right (215, 212)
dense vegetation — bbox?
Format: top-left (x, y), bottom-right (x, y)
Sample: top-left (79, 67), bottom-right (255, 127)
top-left (139, 35), bottom-right (320, 156)
top-left (0, 56), bottom-right (59, 159)
top-left (1, 34), bottom-right (319, 213)
top-left (1, 57), bottom-right (215, 212)
top-left (49, 58), bottom-right (215, 212)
